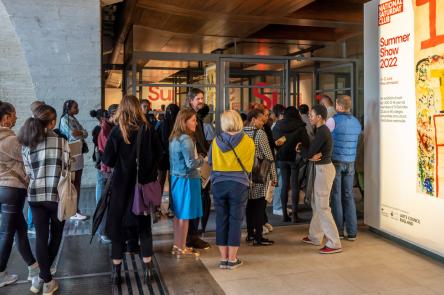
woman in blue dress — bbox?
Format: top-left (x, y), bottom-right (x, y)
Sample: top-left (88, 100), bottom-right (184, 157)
top-left (169, 109), bottom-right (204, 258)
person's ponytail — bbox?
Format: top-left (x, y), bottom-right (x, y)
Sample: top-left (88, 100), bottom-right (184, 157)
top-left (18, 104), bottom-right (57, 148)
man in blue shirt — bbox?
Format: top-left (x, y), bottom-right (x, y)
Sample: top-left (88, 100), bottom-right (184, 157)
top-left (327, 95), bottom-right (362, 241)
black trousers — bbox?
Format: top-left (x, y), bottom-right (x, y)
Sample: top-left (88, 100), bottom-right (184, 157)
top-left (279, 161), bottom-right (299, 218)
top-left (73, 169), bottom-right (83, 214)
top-left (188, 184), bottom-right (211, 239)
top-left (111, 215), bottom-right (153, 260)
top-left (0, 187), bottom-right (36, 272)
top-left (246, 197), bottom-right (266, 240)
top-left (29, 201), bottom-right (65, 283)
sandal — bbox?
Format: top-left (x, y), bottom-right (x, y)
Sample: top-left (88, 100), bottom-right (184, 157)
top-left (176, 247), bottom-right (200, 259)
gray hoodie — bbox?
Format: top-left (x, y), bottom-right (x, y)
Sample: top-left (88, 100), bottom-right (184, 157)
top-left (0, 127), bottom-right (28, 189)
top-left (208, 132), bottom-right (250, 187)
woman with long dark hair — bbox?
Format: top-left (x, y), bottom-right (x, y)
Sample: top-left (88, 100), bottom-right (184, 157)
top-left (59, 99), bottom-right (88, 221)
top-left (169, 109), bottom-right (204, 258)
top-left (0, 101), bottom-right (38, 289)
top-left (156, 103), bottom-right (180, 217)
top-left (102, 95), bottom-right (162, 285)
top-left (18, 104), bottom-right (70, 294)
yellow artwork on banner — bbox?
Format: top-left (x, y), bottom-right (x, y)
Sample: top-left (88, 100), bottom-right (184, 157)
top-left (415, 0), bottom-right (444, 197)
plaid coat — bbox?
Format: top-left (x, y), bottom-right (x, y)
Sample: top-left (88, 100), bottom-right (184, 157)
top-left (243, 126), bottom-right (277, 199)
top-left (22, 130), bottom-right (70, 202)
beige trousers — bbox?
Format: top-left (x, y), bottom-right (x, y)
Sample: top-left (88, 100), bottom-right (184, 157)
top-left (308, 163), bottom-right (342, 249)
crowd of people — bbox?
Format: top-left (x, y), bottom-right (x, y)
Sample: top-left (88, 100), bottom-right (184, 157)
top-left (0, 89), bottom-right (362, 293)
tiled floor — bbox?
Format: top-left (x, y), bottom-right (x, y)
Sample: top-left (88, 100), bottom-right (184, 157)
top-left (3, 187), bottom-right (444, 295)
top-left (198, 225), bottom-right (444, 295)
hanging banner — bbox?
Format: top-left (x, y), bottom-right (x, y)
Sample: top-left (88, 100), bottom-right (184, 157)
top-left (365, 0), bottom-right (444, 256)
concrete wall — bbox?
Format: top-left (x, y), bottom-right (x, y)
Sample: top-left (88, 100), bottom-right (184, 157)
top-left (0, 0), bottom-right (101, 186)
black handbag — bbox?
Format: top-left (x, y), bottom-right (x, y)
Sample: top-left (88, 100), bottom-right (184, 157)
top-left (251, 129), bottom-right (272, 184)
top-left (82, 141), bottom-right (89, 154)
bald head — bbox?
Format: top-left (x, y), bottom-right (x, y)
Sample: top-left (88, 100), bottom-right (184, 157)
top-left (336, 95), bottom-right (352, 112)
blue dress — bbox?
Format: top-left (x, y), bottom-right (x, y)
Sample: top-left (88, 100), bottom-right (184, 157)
top-left (169, 134), bottom-right (204, 220)
top-left (171, 176), bottom-right (202, 219)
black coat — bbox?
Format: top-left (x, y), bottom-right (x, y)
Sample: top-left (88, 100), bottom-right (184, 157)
top-left (272, 118), bottom-right (310, 162)
top-left (195, 112), bottom-right (210, 155)
top-left (102, 125), bottom-right (162, 240)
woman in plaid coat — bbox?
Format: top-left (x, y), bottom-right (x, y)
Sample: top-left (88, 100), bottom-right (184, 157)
top-left (243, 109), bottom-right (277, 246)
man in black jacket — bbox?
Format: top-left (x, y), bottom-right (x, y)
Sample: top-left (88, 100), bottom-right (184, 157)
top-left (186, 88), bottom-right (211, 250)
top-left (272, 106), bottom-right (310, 223)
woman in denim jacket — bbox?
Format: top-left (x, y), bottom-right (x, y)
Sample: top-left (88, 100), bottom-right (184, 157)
top-left (169, 109), bottom-right (204, 258)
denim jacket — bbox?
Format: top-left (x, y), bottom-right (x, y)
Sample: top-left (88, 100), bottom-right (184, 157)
top-left (169, 134), bottom-right (204, 178)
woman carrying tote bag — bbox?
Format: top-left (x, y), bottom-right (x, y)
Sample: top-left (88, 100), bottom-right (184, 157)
top-left (18, 104), bottom-right (70, 295)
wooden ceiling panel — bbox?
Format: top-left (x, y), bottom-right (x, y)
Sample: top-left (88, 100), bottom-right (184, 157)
top-left (144, 0), bottom-right (315, 15)
top-left (249, 25), bottom-right (338, 42)
top-left (135, 8), bottom-right (206, 34)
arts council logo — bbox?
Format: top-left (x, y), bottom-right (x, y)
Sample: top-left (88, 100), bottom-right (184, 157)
top-left (378, 0), bottom-right (404, 25)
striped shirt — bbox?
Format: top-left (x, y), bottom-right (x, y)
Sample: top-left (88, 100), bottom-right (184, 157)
top-left (22, 130), bottom-right (70, 202)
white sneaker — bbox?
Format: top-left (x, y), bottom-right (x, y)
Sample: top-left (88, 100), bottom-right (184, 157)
top-left (272, 210), bottom-right (283, 216)
top-left (28, 262), bottom-right (40, 280)
top-left (262, 226), bottom-right (269, 235)
top-left (0, 272), bottom-right (18, 288)
top-left (50, 266), bottom-right (57, 276)
top-left (30, 276), bottom-right (44, 293)
top-left (264, 223), bottom-right (274, 232)
top-left (43, 279), bottom-right (59, 295)
top-left (70, 213), bottom-right (87, 220)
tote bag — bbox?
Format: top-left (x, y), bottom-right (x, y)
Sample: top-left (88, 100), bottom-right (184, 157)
top-left (57, 140), bottom-right (78, 221)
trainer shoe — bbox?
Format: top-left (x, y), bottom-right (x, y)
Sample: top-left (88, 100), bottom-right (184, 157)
top-left (346, 235), bottom-right (357, 241)
top-left (319, 246), bottom-right (342, 254)
top-left (43, 279), bottom-right (59, 295)
top-left (28, 262), bottom-right (40, 280)
top-left (227, 259), bottom-right (243, 270)
top-left (219, 260), bottom-right (228, 269)
top-left (0, 272), bottom-right (18, 288)
top-left (30, 276), bottom-right (44, 294)
top-left (302, 236), bottom-right (321, 246)
top-left (70, 213), bottom-right (87, 221)
top-left (100, 235), bottom-right (112, 244)
top-left (264, 223), bottom-right (274, 232)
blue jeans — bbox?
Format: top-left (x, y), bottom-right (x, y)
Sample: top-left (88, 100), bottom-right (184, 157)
top-left (272, 168), bottom-right (282, 213)
top-left (95, 170), bottom-right (107, 235)
top-left (27, 207), bottom-right (33, 228)
top-left (278, 161), bottom-right (299, 218)
top-left (331, 161), bottom-right (357, 236)
top-left (212, 181), bottom-right (248, 247)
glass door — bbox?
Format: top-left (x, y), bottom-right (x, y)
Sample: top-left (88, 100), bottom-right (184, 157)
top-left (219, 58), bottom-right (290, 114)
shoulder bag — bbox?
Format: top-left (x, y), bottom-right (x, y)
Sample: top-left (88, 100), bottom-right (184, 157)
top-left (132, 125), bottom-right (162, 216)
top-left (251, 129), bottom-right (272, 184)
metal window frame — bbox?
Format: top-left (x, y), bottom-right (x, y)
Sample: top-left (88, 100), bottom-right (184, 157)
top-left (124, 51), bottom-right (359, 127)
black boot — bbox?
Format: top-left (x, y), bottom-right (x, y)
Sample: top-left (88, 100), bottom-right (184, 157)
top-left (111, 263), bottom-right (122, 285)
top-left (144, 261), bottom-right (153, 283)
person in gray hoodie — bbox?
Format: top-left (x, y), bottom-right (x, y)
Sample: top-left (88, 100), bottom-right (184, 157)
top-left (0, 101), bottom-right (38, 288)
